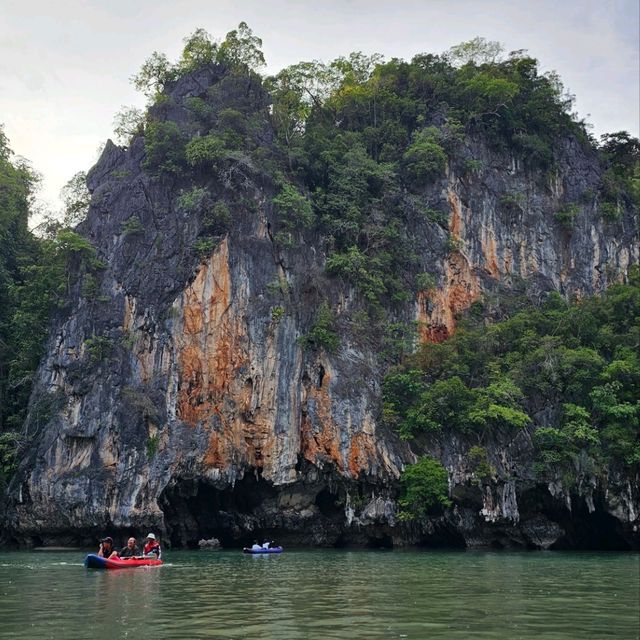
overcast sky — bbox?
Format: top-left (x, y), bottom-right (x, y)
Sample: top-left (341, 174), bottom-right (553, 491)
top-left (1, 0), bottom-right (638, 212)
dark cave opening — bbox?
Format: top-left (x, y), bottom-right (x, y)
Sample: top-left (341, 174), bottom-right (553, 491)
top-left (159, 474), bottom-right (278, 548)
top-left (366, 534), bottom-right (394, 549)
top-left (418, 523), bottom-right (467, 549)
top-left (315, 488), bottom-right (341, 517)
top-left (550, 500), bottom-right (632, 551)
top-left (519, 486), bottom-right (633, 551)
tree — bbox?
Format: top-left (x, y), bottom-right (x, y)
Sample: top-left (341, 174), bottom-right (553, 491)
top-left (447, 37), bottom-right (505, 67)
top-left (143, 121), bottom-right (186, 175)
top-left (265, 69), bottom-right (313, 156)
top-left (113, 106), bottom-right (145, 145)
top-left (0, 127), bottom-right (39, 432)
top-left (178, 28), bottom-right (218, 73)
top-left (402, 131), bottom-right (447, 184)
top-left (300, 301), bottom-right (340, 352)
top-left (131, 51), bottom-right (177, 99)
top-left (217, 21), bottom-right (265, 71)
top-left (398, 457), bottom-right (451, 519)
top-left (600, 131), bottom-right (640, 174)
top-left (60, 171), bottom-right (90, 226)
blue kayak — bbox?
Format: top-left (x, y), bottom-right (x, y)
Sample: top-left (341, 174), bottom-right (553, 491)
top-left (242, 547), bottom-right (283, 554)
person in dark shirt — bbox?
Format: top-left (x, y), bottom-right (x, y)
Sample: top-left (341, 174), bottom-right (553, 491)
top-left (98, 536), bottom-right (118, 559)
top-left (118, 537), bottom-right (140, 558)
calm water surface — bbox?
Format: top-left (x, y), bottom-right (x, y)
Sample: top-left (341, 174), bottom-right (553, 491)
top-left (0, 549), bottom-right (638, 639)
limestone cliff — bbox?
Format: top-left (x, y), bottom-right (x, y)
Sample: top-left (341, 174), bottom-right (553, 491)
top-left (3, 65), bottom-right (638, 549)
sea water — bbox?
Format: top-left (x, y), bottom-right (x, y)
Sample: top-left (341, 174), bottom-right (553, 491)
top-left (0, 549), bottom-right (637, 639)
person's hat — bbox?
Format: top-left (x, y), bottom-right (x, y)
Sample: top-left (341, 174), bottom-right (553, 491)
top-left (101, 536), bottom-right (113, 543)
top-left (146, 533), bottom-right (156, 540)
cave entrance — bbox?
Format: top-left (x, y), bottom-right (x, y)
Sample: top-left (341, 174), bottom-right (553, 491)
top-left (315, 488), bottom-right (342, 517)
top-left (550, 499), bottom-right (632, 551)
top-left (520, 486), bottom-right (632, 551)
top-left (159, 474), bottom-right (277, 548)
top-left (418, 523), bottom-right (467, 549)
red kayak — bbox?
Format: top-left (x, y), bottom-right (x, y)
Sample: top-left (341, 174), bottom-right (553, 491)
top-left (84, 553), bottom-right (163, 569)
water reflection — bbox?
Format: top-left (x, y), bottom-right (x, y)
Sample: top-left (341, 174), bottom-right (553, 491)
top-left (0, 550), bottom-right (638, 639)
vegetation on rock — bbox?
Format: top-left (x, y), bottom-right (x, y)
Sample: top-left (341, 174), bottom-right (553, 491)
top-left (385, 271), bottom-right (640, 481)
top-left (398, 456), bottom-right (451, 519)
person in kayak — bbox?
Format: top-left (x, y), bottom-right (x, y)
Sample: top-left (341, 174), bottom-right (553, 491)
top-left (251, 540), bottom-right (262, 552)
top-left (98, 536), bottom-right (118, 559)
top-left (143, 533), bottom-right (162, 559)
top-left (262, 540), bottom-right (272, 549)
top-left (118, 537), bottom-right (140, 558)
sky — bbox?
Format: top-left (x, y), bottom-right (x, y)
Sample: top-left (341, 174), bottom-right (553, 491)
top-left (1, 0), bottom-right (638, 213)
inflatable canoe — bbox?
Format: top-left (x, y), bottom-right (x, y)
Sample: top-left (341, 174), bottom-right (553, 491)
top-left (242, 547), bottom-right (283, 554)
top-left (84, 553), bottom-right (163, 569)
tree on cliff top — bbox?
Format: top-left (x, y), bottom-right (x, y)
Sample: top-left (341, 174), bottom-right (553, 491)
top-left (446, 37), bottom-right (505, 66)
top-left (131, 23), bottom-right (265, 101)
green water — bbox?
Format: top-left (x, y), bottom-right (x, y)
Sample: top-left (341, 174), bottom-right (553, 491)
top-left (0, 550), bottom-right (638, 639)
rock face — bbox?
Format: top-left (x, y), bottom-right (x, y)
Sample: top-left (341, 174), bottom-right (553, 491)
top-left (2, 65), bottom-right (639, 550)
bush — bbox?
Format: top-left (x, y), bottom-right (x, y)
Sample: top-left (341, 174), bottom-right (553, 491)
top-left (178, 189), bottom-right (231, 235)
top-left (272, 182), bottom-right (314, 230)
top-left (326, 246), bottom-right (386, 302)
top-left (416, 272), bottom-right (437, 291)
top-left (194, 236), bottom-right (217, 257)
top-left (300, 301), bottom-right (340, 352)
top-left (185, 96), bottom-right (214, 122)
top-left (143, 121), bottom-right (186, 175)
top-left (398, 457), bottom-right (451, 519)
top-left (271, 305), bottom-right (285, 324)
top-left (121, 216), bottom-right (143, 236)
top-left (402, 136), bottom-right (447, 184)
top-left (600, 201), bottom-right (621, 222)
top-left (444, 236), bottom-right (463, 253)
top-left (84, 335), bottom-right (113, 363)
top-left (177, 186), bottom-right (210, 213)
top-left (554, 203), bottom-right (580, 229)
top-left (205, 202), bottom-right (231, 234)
top-left (468, 445), bottom-right (496, 483)
top-left (512, 133), bottom-right (553, 168)
top-left (463, 158), bottom-right (483, 173)
top-left (0, 431), bottom-right (22, 489)
top-left (146, 435), bottom-right (160, 459)
top-left (500, 192), bottom-right (524, 212)
top-left (185, 134), bottom-right (226, 168)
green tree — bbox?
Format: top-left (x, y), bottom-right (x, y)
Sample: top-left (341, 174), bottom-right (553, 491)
top-left (398, 457), bottom-right (451, 519)
top-left (402, 131), bottom-right (447, 184)
top-left (272, 181), bottom-right (314, 230)
top-left (447, 37), bottom-right (505, 66)
top-left (217, 22), bottom-right (265, 71)
top-left (132, 51), bottom-right (177, 99)
top-left (113, 106), bottom-right (145, 145)
top-left (60, 171), bottom-right (90, 226)
top-left (300, 301), bottom-right (340, 352)
top-left (143, 121), bottom-right (186, 175)
top-left (178, 28), bottom-right (218, 73)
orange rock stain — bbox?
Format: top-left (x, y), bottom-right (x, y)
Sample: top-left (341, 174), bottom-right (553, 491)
top-left (347, 432), bottom-right (377, 479)
top-left (299, 367), bottom-right (377, 478)
top-left (417, 190), bottom-right (481, 343)
top-left (300, 369), bottom-right (343, 471)
top-left (175, 239), bottom-right (277, 471)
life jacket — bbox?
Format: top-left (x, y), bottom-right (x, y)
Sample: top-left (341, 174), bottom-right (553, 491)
top-left (144, 540), bottom-right (161, 557)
